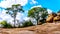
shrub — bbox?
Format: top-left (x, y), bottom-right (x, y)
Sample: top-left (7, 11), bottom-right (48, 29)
top-left (22, 21), bottom-right (34, 27)
top-left (0, 21), bottom-right (12, 28)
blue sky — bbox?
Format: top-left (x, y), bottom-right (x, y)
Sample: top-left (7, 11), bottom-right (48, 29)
top-left (0, 0), bottom-right (60, 22)
top-left (23, 0), bottom-right (60, 12)
top-left (0, 0), bottom-right (60, 13)
top-left (37, 0), bottom-right (60, 12)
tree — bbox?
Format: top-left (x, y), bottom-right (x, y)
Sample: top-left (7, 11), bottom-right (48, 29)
top-left (22, 20), bottom-right (34, 27)
top-left (28, 7), bottom-right (48, 25)
top-left (0, 20), bottom-right (12, 28)
top-left (5, 4), bottom-right (24, 27)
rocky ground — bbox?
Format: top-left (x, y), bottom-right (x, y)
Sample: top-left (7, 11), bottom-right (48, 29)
top-left (0, 23), bottom-right (60, 34)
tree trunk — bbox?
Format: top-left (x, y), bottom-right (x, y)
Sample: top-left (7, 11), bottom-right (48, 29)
top-left (17, 20), bottom-right (20, 28)
top-left (14, 11), bottom-right (17, 27)
top-left (14, 17), bottom-right (16, 27)
top-left (37, 19), bottom-right (39, 25)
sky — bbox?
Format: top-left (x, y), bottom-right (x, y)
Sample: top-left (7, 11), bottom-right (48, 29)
top-left (0, 0), bottom-right (60, 23)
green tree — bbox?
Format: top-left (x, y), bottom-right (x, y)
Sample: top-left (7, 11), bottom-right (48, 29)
top-left (5, 4), bottom-right (24, 27)
top-left (22, 20), bottom-right (34, 27)
top-left (28, 7), bottom-right (48, 25)
top-left (0, 20), bottom-right (12, 28)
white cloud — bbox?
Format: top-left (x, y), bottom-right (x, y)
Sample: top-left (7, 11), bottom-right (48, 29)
top-left (23, 17), bottom-right (31, 21)
top-left (31, 5), bottom-right (42, 9)
top-left (0, 9), bottom-right (13, 22)
top-left (16, 12), bottom-right (24, 20)
top-left (0, 0), bottom-right (28, 8)
top-left (23, 17), bottom-right (37, 25)
top-left (0, 9), bottom-right (24, 24)
top-left (47, 9), bottom-right (52, 14)
top-left (30, 0), bottom-right (38, 4)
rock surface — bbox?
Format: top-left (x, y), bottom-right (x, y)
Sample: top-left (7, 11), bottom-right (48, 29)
top-left (46, 13), bottom-right (60, 23)
top-left (0, 23), bottom-right (60, 34)
top-left (53, 16), bottom-right (60, 21)
top-left (46, 13), bottom-right (56, 23)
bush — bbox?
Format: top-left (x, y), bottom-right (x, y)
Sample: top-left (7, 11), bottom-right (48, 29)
top-left (0, 21), bottom-right (12, 28)
top-left (22, 21), bottom-right (34, 27)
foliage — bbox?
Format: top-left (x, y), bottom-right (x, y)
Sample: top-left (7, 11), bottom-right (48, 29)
top-left (0, 21), bottom-right (12, 28)
top-left (28, 7), bottom-right (48, 25)
top-left (22, 21), bottom-right (34, 27)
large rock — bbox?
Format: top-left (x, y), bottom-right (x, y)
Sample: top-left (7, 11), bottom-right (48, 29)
top-left (46, 16), bottom-right (53, 22)
top-left (57, 12), bottom-right (60, 16)
top-left (46, 13), bottom-right (57, 23)
top-left (53, 12), bottom-right (60, 22)
top-left (53, 16), bottom-right (60, 21)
